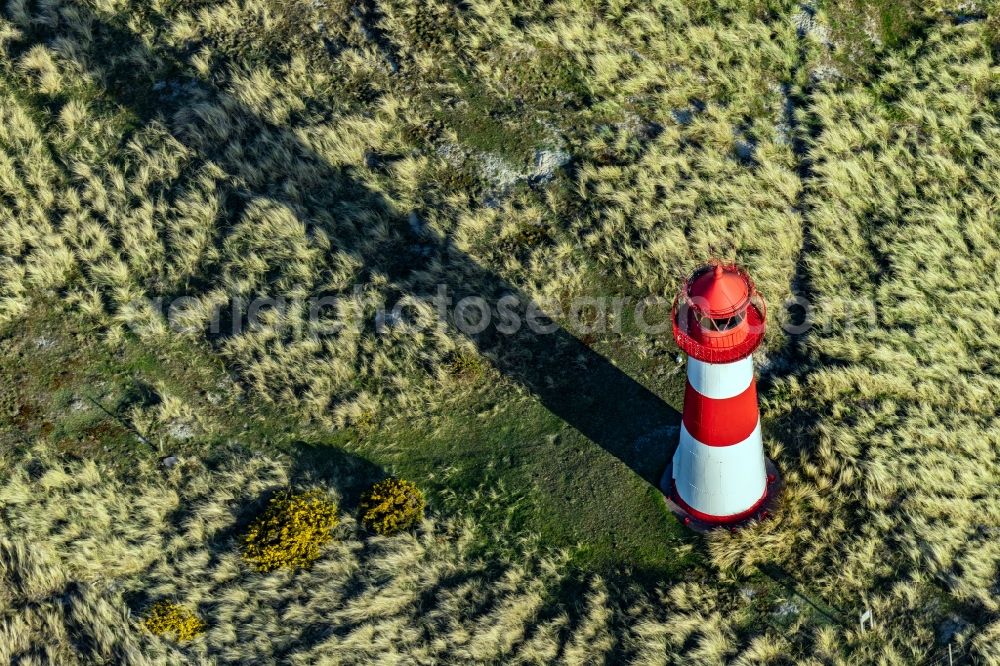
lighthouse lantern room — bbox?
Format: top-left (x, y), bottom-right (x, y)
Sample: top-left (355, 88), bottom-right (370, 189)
top-left (662, 262), bottom-right (780, 530)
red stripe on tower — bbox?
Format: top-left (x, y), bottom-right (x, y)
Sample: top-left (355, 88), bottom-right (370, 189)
top-left (660, 262), bottom-right (781, 529)
top-left (682, 380), bottom-right (759, 446)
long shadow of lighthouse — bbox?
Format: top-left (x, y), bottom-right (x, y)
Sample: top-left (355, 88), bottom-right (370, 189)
top-left (11, 6), bottom-right (681, 485)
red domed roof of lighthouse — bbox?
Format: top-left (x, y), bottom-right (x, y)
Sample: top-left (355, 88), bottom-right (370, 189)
top-left (672, 262), bottom-right (767, 364)
top-left (686, 264), bottom-right (751, 318)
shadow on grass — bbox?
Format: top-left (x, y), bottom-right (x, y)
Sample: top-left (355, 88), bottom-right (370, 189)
top-left (755, 562), bottom-right (850, 627)
top-left (286, 440), bottom-right (386, 511)
top-left (8, 2), bottom-right (680, 486)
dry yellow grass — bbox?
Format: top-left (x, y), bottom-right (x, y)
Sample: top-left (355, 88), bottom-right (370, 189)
top-left (0, 0), bottom-right (808, 426)
top-left (0, 448), bottom-right (756, 663)
top-left (1, 0), bottom-right (1000, 662)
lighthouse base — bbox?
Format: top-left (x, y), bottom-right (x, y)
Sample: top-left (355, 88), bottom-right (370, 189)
top-left (659, 459), bottom-right (782, 533)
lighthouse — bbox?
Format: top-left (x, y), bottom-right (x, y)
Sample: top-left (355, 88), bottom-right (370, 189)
top-left (661, 262), bottom-right (780, 529)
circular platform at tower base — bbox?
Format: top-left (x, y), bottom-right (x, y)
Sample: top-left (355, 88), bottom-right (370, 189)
top-left (659, 460), bottom-right (783, 534)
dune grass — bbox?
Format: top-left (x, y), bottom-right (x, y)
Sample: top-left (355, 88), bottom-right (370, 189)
top-left (2, 0), bottom-right (1000, 662)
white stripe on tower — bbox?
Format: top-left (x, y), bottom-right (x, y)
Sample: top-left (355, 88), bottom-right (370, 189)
top-left (672, 422), bottom-right (766, 518)
top-left (686, 357), bottom-right (754, 399)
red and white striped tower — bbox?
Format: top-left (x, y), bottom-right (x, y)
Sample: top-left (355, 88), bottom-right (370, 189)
top-left (661, 262), bottom-right (780, 529)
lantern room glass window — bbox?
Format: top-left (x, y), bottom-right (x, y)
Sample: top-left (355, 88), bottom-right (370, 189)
top-left (697, 312), bottom-right (745, 332)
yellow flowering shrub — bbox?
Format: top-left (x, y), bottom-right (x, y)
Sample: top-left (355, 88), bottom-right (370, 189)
top-left (143, 601), bottom-right (206, 642)
top-left (359, 478), bottom-right (426, 536)
top-left (242, 490), bottom-right (339, 572)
